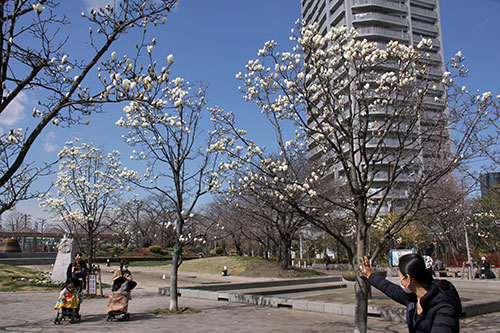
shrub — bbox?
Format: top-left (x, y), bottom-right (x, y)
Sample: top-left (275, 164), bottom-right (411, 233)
top-left (111, 246), bottom-right (122, 254)
top-left (149, 245), bottom-right (162, 254)
top-left (214, 246), bottom-right (224, 255)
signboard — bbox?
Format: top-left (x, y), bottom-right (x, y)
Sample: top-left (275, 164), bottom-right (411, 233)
top-left (88, 274), bottom-right (96, 295)
top-left (388, 249), bottom-right (416, 267)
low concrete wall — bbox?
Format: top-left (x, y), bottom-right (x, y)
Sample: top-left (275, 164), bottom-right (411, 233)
top-left (0, 252), bottom-right (57, 265)
top-left (181, 276), bottom-right (343, 291)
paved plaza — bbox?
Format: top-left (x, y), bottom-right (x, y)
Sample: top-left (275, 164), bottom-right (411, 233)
top-left (1, 265), bottom-right (499, 332)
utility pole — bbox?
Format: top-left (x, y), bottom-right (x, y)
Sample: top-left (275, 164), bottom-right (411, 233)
top-left (463, 218), bottom-right (473, 279)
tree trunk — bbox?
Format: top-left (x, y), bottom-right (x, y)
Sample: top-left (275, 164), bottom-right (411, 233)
top-left (264, 238), bottom-right (270, 259)
top-left (169, 246), bottom-right (180, 311)
top-left (87, 227), bottom-right (94, 268)
top-left (280, 237), bottom-right (291, 270)
top-left (234, 238), bottom-right (244, 256)
top-left (354, 275), bottom-right (370, 333)
top-left (354, 206), bottom-right (369, 333)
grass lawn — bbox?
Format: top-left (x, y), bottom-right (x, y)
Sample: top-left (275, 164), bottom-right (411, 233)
top-left (171, 256), bottom-right (323, 278)
top-left (0, 264), bottom-right (62, 292)
top-left (107, 260), bottom-right (171, 267)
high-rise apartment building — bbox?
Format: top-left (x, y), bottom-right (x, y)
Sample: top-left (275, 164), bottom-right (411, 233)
top-left (480, 172), bottom-right (500, 198)
top-left (301, 0), bottom-right (447, 210)
top-left (301, 0), bottom-right (444, 59)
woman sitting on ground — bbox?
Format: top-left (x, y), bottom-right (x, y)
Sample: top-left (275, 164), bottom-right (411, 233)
top-left (361, 253), bottom-right (462, 332)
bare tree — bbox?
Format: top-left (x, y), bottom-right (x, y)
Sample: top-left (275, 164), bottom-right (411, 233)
top-left (112, 196), bottom-right (176, 248)
top-left (4, 211), bottom-right (31, 231)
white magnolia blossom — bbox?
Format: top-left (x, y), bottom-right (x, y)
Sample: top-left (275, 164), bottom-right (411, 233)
top-left (32, 3), bottom-right (44, 14)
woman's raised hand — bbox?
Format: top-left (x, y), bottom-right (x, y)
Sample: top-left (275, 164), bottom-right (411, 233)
top-left (360, 256), bottom-right (373, 278)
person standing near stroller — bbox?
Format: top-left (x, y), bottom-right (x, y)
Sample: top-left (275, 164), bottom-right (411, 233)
top-left (112, 259), bottom-right (137, 293)
top-left (66, 252), bottom-right (87, 293)
top-left (361, 254), bottom-right (462, 332)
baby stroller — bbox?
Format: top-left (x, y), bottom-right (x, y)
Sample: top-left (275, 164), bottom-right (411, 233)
top-left (54, 291), bottom-right (81, 324)
top-left (107, 277), bottom-right (134, 321)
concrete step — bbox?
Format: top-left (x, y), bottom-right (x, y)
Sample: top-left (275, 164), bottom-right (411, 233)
top-left (224, 282), bottom-right (348, 296)
top-left (181, 276), bottom-right (343, 291)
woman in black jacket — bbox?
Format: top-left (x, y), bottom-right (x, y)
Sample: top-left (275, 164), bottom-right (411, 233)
top-left (66, 252), bottom-right (88, 292)
top-left (361, 254), bottom-right (462, 333)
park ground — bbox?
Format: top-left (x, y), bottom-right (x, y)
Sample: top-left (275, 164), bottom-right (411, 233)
top-left (0, 263), bottom-right (500, 332)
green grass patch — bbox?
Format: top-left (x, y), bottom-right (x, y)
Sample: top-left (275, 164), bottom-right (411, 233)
top-left (172, 256), bottom-right (323, 278)
top-left (0, 264), bottom-right (63, 292)
top-left (149, 307), bottom-right (201, 316)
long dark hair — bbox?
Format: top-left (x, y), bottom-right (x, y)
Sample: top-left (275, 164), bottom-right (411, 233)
top-left (398, 253), bottom-right (434, 289)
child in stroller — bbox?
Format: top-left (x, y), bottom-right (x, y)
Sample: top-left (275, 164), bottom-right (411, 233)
top-left (54, 278), bottom-right (81, 324)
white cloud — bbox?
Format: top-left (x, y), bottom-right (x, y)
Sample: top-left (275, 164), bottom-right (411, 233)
top-left (0, 91), bottom-right (27, 126)
top-left (83, 0), bottom-right (118, 12)
top-left (44, 131), bottom-right (58, 153)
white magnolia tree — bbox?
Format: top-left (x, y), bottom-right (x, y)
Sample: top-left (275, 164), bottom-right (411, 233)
top-left (0, 0), bottom-right (177, 215)
top-left (213, 23), bottom-right (498, 332)
top-left (116, 76), bottom-right (230, 310)
top-left (40, 139), bottom-right (132, 265)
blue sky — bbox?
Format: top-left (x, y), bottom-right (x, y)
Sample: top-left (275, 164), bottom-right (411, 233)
top-left (4, 0), bottom-right (500, 224)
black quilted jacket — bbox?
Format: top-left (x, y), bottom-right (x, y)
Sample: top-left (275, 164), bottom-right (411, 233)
top-left (368, 273), bottom-right (462, 332)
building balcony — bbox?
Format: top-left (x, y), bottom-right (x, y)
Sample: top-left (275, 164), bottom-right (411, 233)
top-left (329, 2), bottom-right (345, 22)
top-left (411, 20), bottom-right (439, 35)
top-left (353, 12), bottom-right (408, 27)
top-left (416, 51), bottom-right (442, 64)
top-left (356, 26), bottom-right (410, 42)
top-left (352, 0), bottom-right (408, 14)
top-left (410, 5), bottom-right (437, 21)
top-left (410, 0), bottom-right (436, 9)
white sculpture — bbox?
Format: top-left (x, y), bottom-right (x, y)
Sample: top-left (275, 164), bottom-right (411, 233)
top-left (52, 235), bottom-right (76, 282)
top-left (56, 235), bottom-right (73, 253)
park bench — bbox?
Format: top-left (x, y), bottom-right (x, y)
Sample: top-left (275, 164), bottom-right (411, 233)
top-left (435, 269), bottom-right (461, 278)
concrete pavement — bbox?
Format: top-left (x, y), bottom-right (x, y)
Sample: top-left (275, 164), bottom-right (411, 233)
top-left (2, 265), bottom-right (499, 332)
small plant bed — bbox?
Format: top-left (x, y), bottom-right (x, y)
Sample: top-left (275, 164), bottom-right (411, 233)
top-left (149, 307), bottom-right (201, 316)
top-left (0, 264), bottom-right (63, 291)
